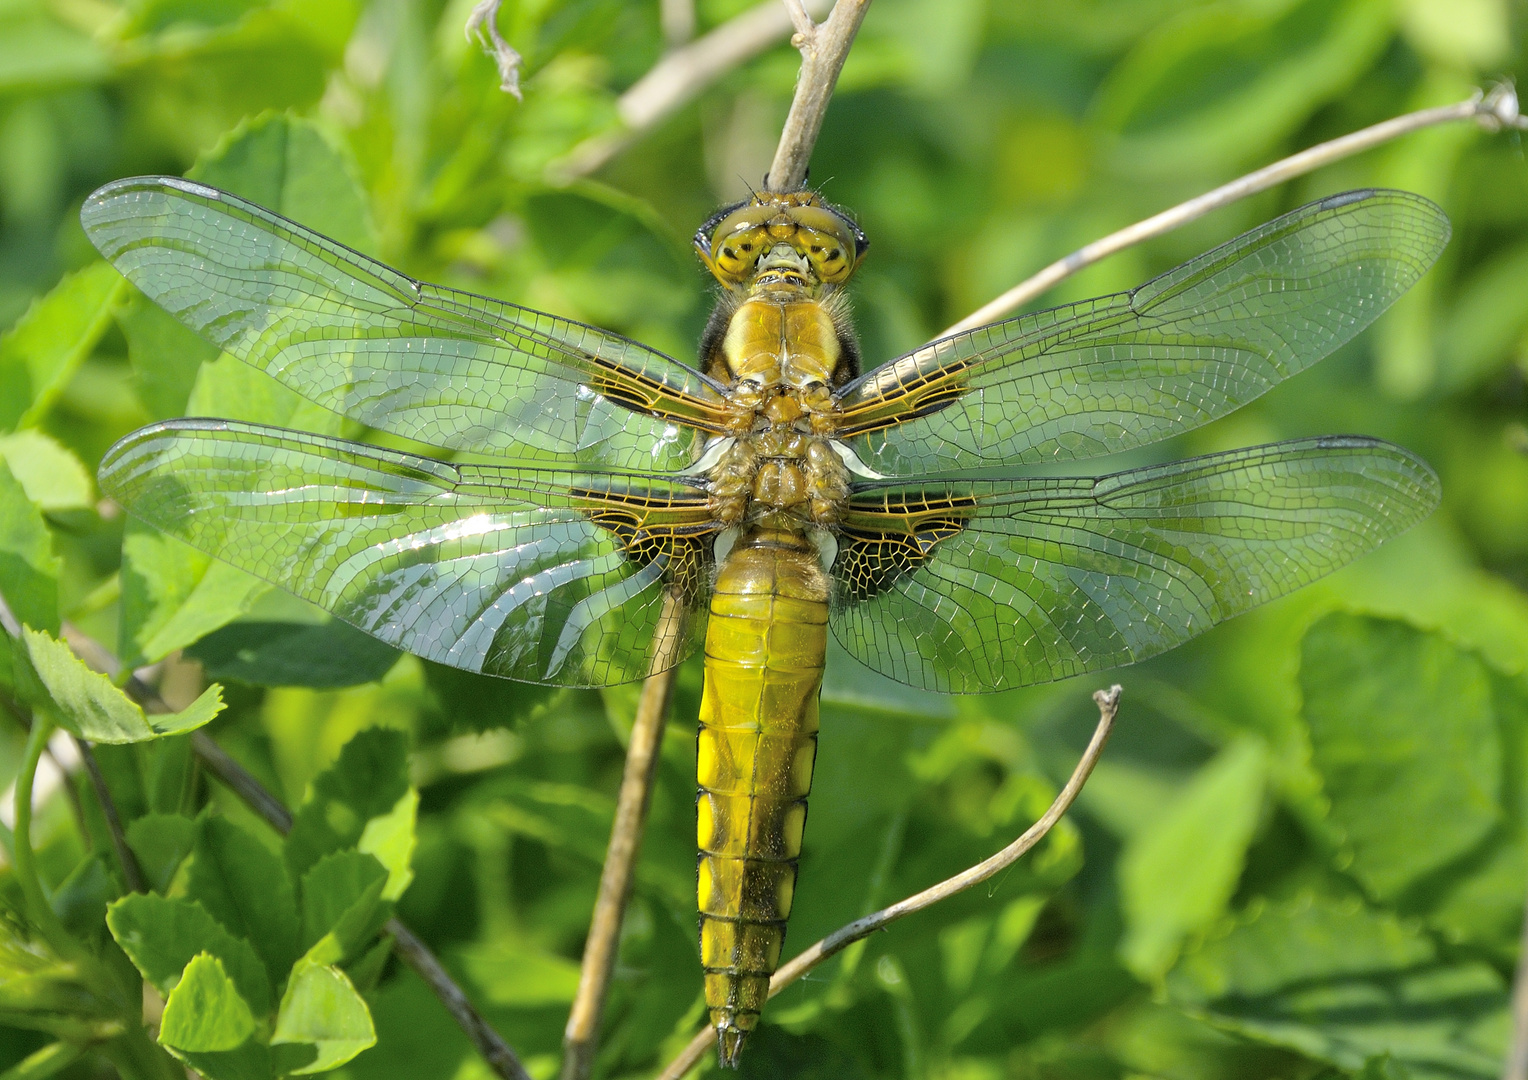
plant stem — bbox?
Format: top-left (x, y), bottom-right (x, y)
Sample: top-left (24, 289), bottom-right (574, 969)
top-left (560, 596), bottom-right (686, 1080)
top-left (0, 1040), bottom-right (83, 1080)
top-left (941, 85), bottom-right (1526, 337)
top-left (653, 686), bottom-right (1122, 1080)
top-left (1503, 875), bottom-right (1528, 1080)
top-left (764, 0), bottom-right (873, 191)
top-left (550, 0), bottom-right (834, 181)
top-left (12, 718), bottom-right (80, 966)
top-left (72, 737), bottom-right (145, 893)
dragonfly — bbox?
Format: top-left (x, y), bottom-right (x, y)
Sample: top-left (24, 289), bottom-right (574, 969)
top-left (83, 177), bottom-right (1445, 1067)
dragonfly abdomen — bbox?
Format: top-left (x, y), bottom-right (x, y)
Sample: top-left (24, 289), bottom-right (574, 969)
top-left (697, 526), bottom-right (828, 1065)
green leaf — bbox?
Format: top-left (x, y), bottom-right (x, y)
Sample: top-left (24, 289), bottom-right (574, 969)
top-left (125, 813), bottom-right (197, 894)
top-left (0, 10), bottom-right (108, 93)
top-left (1168, 894), bottom-right (1508, 1077)
top-left (50, 854), bottom-right (113, 940)
top-left (18, 627), bottom-right (222, 743)
top-left (173, 1041), bottom-right (272, 1080)
top-left (189, 111), bottom-right (377, 255)
top-left (1302, 614), bottom-right (1503, 899)
top-left (285, 728), bottom-right (410, 880)
top-left (0, 459), bottom-right (58, 634)
top-left (158, 953), bottom-right (257, 1053)
top-left (186, 619), bottom-right (400, 688)
top-left (357, 788), bottom-right (416, 902)
top-left (116, 289), bottom-right (217, 421)
top-left (1118, 738), bottom-right (1267, 981)
top-left (106, 895), bottom-right (272, 1017)
top-left (298, 851), bottom-right (389, 960)
top-left (186, 816), bottom-right (301, 988)
top-left (457, 936), bottom-right (583, 1007)
top-left (0, 909), bottom-right (115, 1028)
top-left (118, 520), bottom-right (268, 669)
top-left (270, 959), bottom-right (377, 1073)
top-left (0, 431), bottom-right (91, 512)
top-left (0, 262), bottom-right (122, 432)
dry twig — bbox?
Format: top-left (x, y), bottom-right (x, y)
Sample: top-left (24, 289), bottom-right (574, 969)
top-left (466, 0), bottom-right (524, 99)
top-left (73, 736), bottom-right (147, 894)
top-left (560, 598), bottom-right (686, 1080)
top-left (662, 0), bottom-right (697, 49)
top-left (943, 84), bottom-right (1527, 336)
top-left (550, 0), bottom-right (834, 182)
top-left (558, 5), bottom-right (873, 1073)
top-left (1506, 891), bottom-right (1528, 1080)
top-left (654, 686), bottom-right (1122, 1080)
top-left (765, 0), bottom-right (871, 191)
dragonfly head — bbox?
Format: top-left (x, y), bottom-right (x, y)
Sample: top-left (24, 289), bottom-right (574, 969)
top-left (694, 190), bottom-right (869, 290)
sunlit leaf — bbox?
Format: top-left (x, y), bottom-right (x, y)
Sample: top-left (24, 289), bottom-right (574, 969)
top-left (0, 458), bottom-right (58, 633)
top-left (1118, 738), bottom-right (1267, 981)
top-left (1302, 613), bottom-right (1503, 900)
top-left (0, 431), bottom-right (91, 512)
top-left (107, 894), bottom-right (272, 1017)
top-left (271, 958), bottom-right (376, 1073)
top-left (158, 953), bottom-right (257, 1053)
top-left (0, 262), bottom-right (122, 432)
top-left (18, 627), bottom-right (222, 743)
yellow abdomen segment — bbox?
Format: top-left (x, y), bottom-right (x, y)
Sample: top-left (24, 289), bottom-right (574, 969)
top-left (697, 529), bottom-right (828, 1064)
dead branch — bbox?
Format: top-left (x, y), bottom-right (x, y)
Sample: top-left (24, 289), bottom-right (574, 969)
top-left (765, 0), bottom-right (872, 191)
top-left (560, 597), bottom-right (686, 1080)
top-left (466, 0), bottom-right (524, 99)
top-left (654, 686), bottom-right (1122, 1080)
top-left (550, 0), bottom-right (834, 182)
top-left (942, 85), bottom-right (1526, 337)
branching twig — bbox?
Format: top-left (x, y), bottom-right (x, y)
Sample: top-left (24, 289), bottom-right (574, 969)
top-left (765, 0), bottom-right (872, 191)
top-left (560, 597), bottom-right (686, 1080)
top-left (466, 0), bottom-right (523, 99)
top-left (549, 0), bottom-right (834, 182)
top-left (55, 624), bottom-right (532, 1080)
top-left (654, 686), bottom-right (1122, 1080)
top-left (941, 85), bottom-right (1527, 337)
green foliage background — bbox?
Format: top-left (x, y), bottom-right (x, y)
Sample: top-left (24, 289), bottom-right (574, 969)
top-left (0, 0), bottom-right (1526, 1077)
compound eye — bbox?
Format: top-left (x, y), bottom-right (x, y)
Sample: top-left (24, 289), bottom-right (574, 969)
top-left (801, 229), bottom-right (850, 282)
top-left (715, 226), bottom-right (767, 280)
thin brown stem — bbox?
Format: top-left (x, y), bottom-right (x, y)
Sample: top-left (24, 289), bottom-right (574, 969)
top-left (661, 0), bottom-right (696, 48)
top-left (549, 0), bottom-right (834, 182)
top-left (654, 686), bottom-right (1122, 1080)
top-left (72, 737), bottom-right (146, 894)
top-left (765, 0), bottom-right (872, 192)
top-left (560, 596), bottom-right (687, 1080)
top-left (188, 732), bottom-right (293, 834)
top-left (1505, 877), bottom-right (1528, 1080)
top-left (941, 84), bottom-right (1527, 337)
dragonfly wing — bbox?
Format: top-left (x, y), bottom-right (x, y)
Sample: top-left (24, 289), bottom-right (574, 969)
top-left (837, 191), bottom-right (1450, 474)
top-left (99, 420), bottom-right (716, 686)
top-left (830, 437), bottom-right (1438, 692)
top-left (82, 177), bottom-right (728, 470)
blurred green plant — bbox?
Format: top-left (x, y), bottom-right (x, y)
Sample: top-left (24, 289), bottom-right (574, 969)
top-left (0, 0), bottom-right (1522, 1078)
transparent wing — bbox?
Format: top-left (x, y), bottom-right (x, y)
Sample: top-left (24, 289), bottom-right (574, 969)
top-left (99, 420), bottom-right (717, 686)
top-left (837, 191), bottom-right (1450, 474)
top-left (82, 177), bottom-right (729, 471)
top-left (830, 437), bottom-right (1439, 692)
